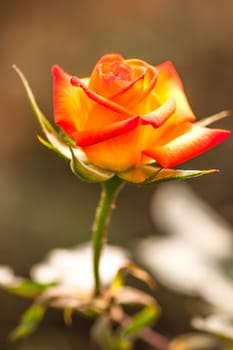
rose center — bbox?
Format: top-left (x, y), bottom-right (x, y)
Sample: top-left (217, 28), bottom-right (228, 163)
top-left (110, 62), bottom-right (133, 81)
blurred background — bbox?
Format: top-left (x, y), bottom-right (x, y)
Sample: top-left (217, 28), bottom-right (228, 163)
top-left (0, 0), bottom-right (232, 349)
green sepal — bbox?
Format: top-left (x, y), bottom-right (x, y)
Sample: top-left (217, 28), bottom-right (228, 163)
top-left (146, 167), bottom-right (218, 184)
top-left (13, 64), bottom-right (81, 160)
top-left (9, 303), bottom-right (46, 341)
top-left (13, 64), bottom-right (117, 183)
top-left (37, 135), bottom-right (60, 153)
top-left (118, 304), bottom-right (159, 341)
top-left (70, 147), bottom-right (115, 183)
top-left (119, 165), bottom-right (218, 184)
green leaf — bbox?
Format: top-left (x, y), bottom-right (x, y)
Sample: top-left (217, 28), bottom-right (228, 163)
top-left (10, 303), bottom-right (46, 341)
top-left (6, 280), bottom-right (55, 298)
top-left (70, 147), bottom-right (115, 183)
top-left (119, 304), bottom-right (159, 341)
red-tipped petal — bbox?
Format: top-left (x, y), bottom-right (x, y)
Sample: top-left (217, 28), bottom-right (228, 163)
top-left (141, 98), bottom-right (176, 128)
top-left (73, 116), bottom-right (140, 147)
top-left (71, 76), bottom-right (133, 116)
top-left (143, 126), bottom-right (230, 168)
top-left (52, 65), bottom-right (87, 134)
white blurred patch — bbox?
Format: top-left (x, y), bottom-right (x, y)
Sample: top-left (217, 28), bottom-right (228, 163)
top-left (137, 183), bottom-right (233, 316)
top-left (30, 242), bottom-right (130, 291)
top-left (193, 313), bottom-right (233, 340)
top-left (138, 236), bottom-right (212, 295)
top-left (151, 183), bottom-right (233, 259)
top-left (0, 266), bottom-right (23, 286)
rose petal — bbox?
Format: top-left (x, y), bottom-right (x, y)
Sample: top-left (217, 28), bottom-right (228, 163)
top-left (91, 53), bottom-right (124, 72)
top-left (143, 126), bottom-right (230, 168)
top-left (155, 61), bottom-right (195, 122)
top-left (89, 55), bottom-right (133, 98)
top-left (118, 165), bottom-right (161, 183)
top-left (121, 60), bottom-right (158, 112)
top-left (126, 59), bottom-right (158, 107)
top-left (109, 69), bottom-right (145, 100)
top-left (52, 65), bottom-right (90, 134)
top-left (141, 98), bottom-right (176, 128)
top-left (88, 53), bottom-right (126, 98)
top-left (82, 125), bottom-right (146, 172)
top-left (109, 65), bottom-right (157, 113)
top-left (71, 76), bottom-right (133, 116)
top-left (73, 116), bottom-right (140, 146)
top-left (89, 55), bottom-right (158, 113)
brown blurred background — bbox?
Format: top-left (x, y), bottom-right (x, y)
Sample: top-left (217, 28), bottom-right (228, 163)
top-left (0, 0), bottom-right (232, 349)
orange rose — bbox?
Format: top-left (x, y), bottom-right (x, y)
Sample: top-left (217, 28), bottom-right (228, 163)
top-left (50, 54), bottom-right (229, 173)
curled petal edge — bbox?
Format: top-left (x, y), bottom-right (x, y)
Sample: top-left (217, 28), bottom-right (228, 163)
top-left (73, 116), bottom-right (141, 147)
top-left (71, 76), bottom-right (134, 116)
top-left (141, 98), bottom-right (176, 128)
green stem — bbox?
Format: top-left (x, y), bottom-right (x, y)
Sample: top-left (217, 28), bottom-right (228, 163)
top-left (92, 176), bottom-right (124, 296)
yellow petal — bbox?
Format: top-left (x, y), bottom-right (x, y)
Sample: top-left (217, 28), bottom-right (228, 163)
top-left (155, 61), bottom-right (195, 122)
top-left (83, 124), bottom-right (145, 172)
